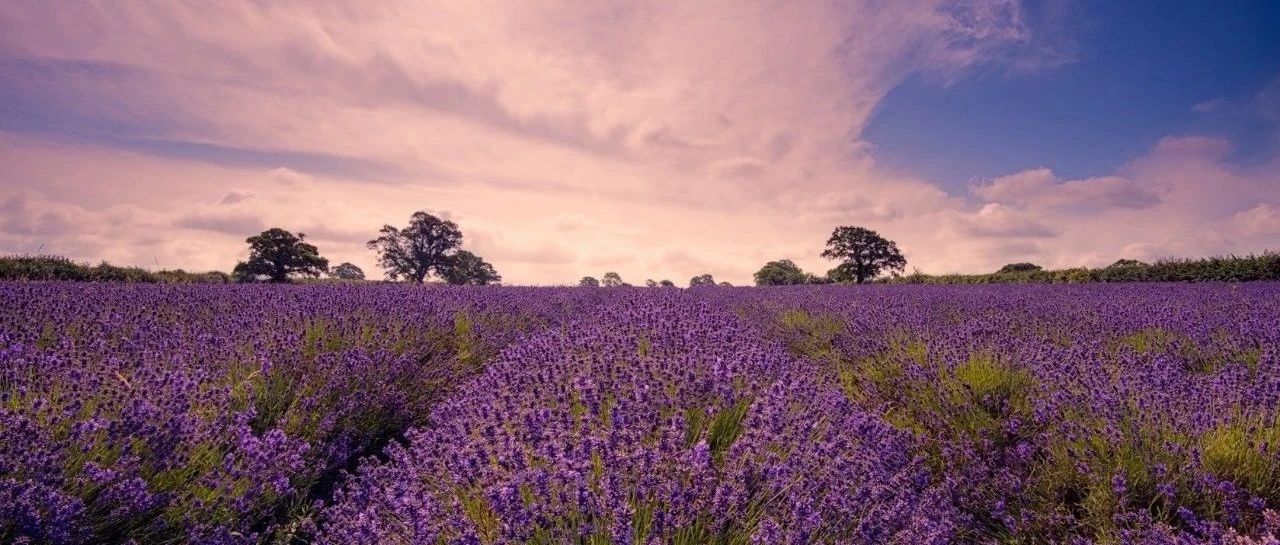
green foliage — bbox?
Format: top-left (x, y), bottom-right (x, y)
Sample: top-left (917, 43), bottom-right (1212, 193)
top-left (706, 399), bottom-right (751, 456)
top-left (821, 226), bottom-right (907, 284)
top-left (329, 262), bottom-right (366, 281)
top-left (367, 210), bottom-right (463, 283)
top-left (1116, 328), bottom-right (1184, 354)
top-left (453, 311), bottom-right (482, 371)
top-left (854, 349), bottom-right (1038, 456)
top-left (458, 487), bottom-right (502, 543)
top-left (952, 354), bottom-right (1036, 420)
top-left (153, 269), bottom-right (232, 283)
top-left (1029, 416), bottom-right (1189, 540)
top-left (1139, 253), bottom-right (1280, 282)
top-left (578, 276), bottom-right (601, 287)
top-left (775, 309), bottom-right (844, 365)
top-left (440, 250), bottom-right (502, 285)
top-left (85, 261), bottom-right (159, 282)
top-left (1113, 328), bottom-right (1263, 375)
top-left (765, 301), bottom-right (1280, 542)
top-left (753, 259), bottom-right (811, 286)
top-left (886, 252), bottom-right (1280, 284)
top-left (233, 228), bottom-right (329, 283)
top-left (0, 254), bottom-right (89, 281)
top-left (1055, 267), bottom-right (1094, 283)
top-left (601, 272), bottom-right (624, 287)
top-left (997, 262), bottom-right (1043, 274)
top-left (1200, 417), bottom-right (1280, 501)
top-left (689, 273), bottom-right (716, 287)
top-left (0, 255), bottom-right (229, 283)
top-left (1024, 405), bottom-right (1280, 539)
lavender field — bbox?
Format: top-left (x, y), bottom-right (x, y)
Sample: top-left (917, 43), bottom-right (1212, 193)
top-left (3, 283), bottom-right (1280, 544)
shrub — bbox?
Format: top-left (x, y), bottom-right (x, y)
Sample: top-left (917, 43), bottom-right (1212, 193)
top-left (0, 255), bottom-right (229, 283)
top-left (997, 262), bottom-right (1043, 274)
top-left (0, 255), bottom-right (91, 281)
top-left (887, 252), bottom-right (1280, 284)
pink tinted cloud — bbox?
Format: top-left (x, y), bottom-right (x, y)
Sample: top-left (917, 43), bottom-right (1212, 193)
top-left (0, 2), bottom-right (1276, 283)
top-left (1233, 204), bottom-right (1280, 237)
top-left (971, 167), bottom-right (1160, 210)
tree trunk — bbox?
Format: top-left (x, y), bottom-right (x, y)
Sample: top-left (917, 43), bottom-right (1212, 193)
top-left (272, 261), bottom-right (288, 283)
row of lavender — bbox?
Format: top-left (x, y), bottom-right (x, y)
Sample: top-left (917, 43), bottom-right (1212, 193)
top-left (317, 284), bottom-right (1280, 544)
top-left (0, 284), bottom-right (608, 544)
top-left (720, 284), bottom-right (1280, 543)
top-left (319, 293), bottom-right (953, 544)
top-left (4, 283), bottom-right (1280, 543)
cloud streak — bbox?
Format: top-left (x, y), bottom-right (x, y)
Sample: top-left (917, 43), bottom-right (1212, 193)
top-left (971, 168), bottom-right (1161, 211)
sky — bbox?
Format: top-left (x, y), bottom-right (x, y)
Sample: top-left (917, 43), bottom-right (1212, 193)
top-left (1, 1), bottom-right (1278, 285)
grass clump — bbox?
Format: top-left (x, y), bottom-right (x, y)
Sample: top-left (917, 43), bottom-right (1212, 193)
top-left (684, 398), bottom-right (753, 460)
top-left (775, 309), bottom-right (844, 364)
top-left (1200, 416), bottom-right (1280, 502)
top-left (1114, 327), bottom-right (1262, 374)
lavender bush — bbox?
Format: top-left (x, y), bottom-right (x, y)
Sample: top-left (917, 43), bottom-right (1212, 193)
top-left (727, 284), bottom-right (1280, 543)
top-left (0, 284), bottom-right (601, 543)
top-left (3, 282), bottom-right (1279, 544)
top-left (320, 293), bottom-right (952, 544)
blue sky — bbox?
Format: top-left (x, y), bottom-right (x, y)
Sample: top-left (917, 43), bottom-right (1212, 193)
top-left (865, 0), bottom-right (1280, 190)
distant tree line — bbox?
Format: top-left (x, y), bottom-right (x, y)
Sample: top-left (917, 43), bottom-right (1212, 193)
top-left (577, 272), bottom-right (732, 288)
top-left (579, 226), bottom-right (901, 288)
top-left (229, 210), bottom-right (502, 285)
top-left (889, 254), bottom-right (1280, 284)
top-left (6, 219), bottom-right (1279, 285)
top-left (0, 255), bottom-right (232, 283)
top-left (0, 210), bottom-right (502, 285)
top-left (748, 226), bottom-right (1280, 285)
top-left (750, 226), bottom-right (906, 285)
top-left (577, 226), bottom-right (912, 287)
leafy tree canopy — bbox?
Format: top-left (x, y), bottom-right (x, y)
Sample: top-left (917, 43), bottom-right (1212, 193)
top-left (330, 262), bottom-right (365, 280)
top-left (578, 276), bottom-right (600, 287)
top-left (659, 279), bottom-right (675, 287)
top-left (367, 211), bottom-right (462, 283)
top-left (689, 273), bottom-right (716, 287)
top-left (601, 272), bottom-right (624, 287)
top-left (820, 226), bottom-right (906, 284)
top-left (753, 259), bottom-right (809, 286)
top-left (440, 250), bottom-right (501, 285)
top-left (1108, 258), bottom-right (1148, 268)
top-left (233, 228), bottom-right (328, 283)
top-left (996, 262), bottom-right (1043, 274)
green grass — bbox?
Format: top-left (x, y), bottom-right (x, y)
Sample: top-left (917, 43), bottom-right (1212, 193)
top-left (1200, 416), bottom-right (1280, 501)
top-left (775, 308), bottom-right (844, 364)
